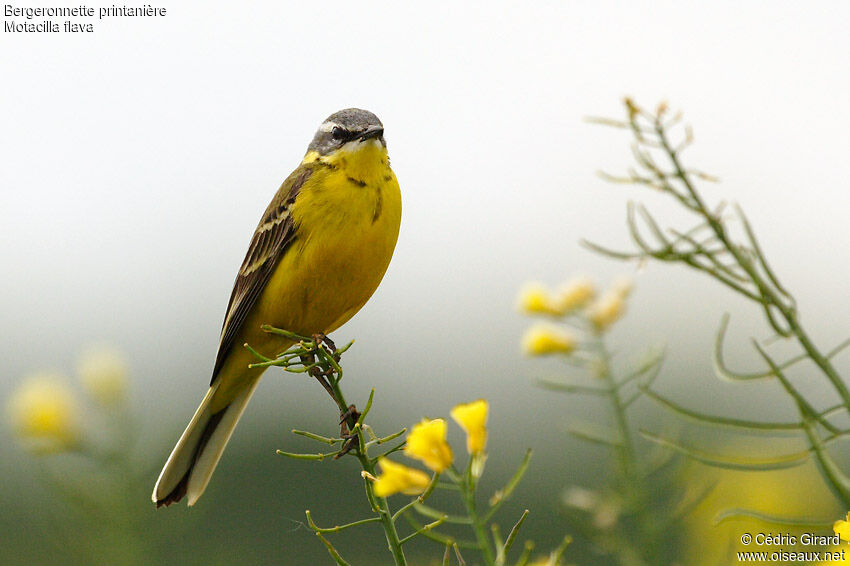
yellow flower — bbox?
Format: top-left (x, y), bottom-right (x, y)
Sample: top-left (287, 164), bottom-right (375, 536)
top-left (521, 323), bottom-right (576, 356)
top-left (834, 512), bottom-right (850, 543)
top-left (683, 451), bottom-right (839, 566)
top-left (371, 459), bottom-right (430, 497)
top-left (77, 345), bottom-right (128, 405)
top-left (451, 399), bottom-right (488, 455)
top-left (554, 276), bottom-right (596, 313)
top-left (7, 374), bottom-right (81, 452)
top-left (404, 418), bottom-right (453, 472)
top-left (586, 279), bottom-right (632, 331)
top-left (517, 282), bottom-right (563, 316)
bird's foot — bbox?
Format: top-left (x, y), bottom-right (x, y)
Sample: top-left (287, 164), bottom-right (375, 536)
top-left (312, 333), bottom-right (337, 353)
top-left (334, 404), bottom-right (361, 459)
top-left (307, 365), bottom-right (335, 398)
top-left (339, 404), bottom-right (361, 427)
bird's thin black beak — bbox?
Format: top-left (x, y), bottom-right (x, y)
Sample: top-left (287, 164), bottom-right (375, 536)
top-left (359, 125), bottom-right (384, 142)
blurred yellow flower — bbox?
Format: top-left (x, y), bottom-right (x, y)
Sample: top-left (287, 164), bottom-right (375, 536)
top-left (7, 374), bottom-right (81, 452)
top-left (585, 277), bottom-right (633, 331)
top-left (554, 276), bottom-right (596, 313)
top-left (404, 418), bottom-right (453, 472)
top-left (517, 282), bottom-right (565, 316)
top-left (451, 399), bottom-right (488, 455)
top-left (77, 345), bottom-right (128, 405)
top-left (586, 289), bottom-right (628, 331)
top-left (521, 323), bottom-right (576, 356)
top-left (372, 458), bottom-right (430, 497)
top-left (833, 512), bottom-right (850, 543)
top-left (684, 455), bottom-right (842, 566)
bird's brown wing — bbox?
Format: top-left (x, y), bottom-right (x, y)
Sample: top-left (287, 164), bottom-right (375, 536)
top-left (210, 165), bottom-right (314, 383)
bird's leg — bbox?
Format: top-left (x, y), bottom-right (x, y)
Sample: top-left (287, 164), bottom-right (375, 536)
top-left (313, 333), bottom-right (336, 352)
top-left (314, 333), bottom-right (349, 370)
top-left (308, 366), bottom-right (335, 398)
top-left (300, 352), bottom-right (335, 398)
top-left (308, 333), bottom-right (360, 457)
top-left (311, 334), bottom-right (356, 423)
top-left (335, 405), bottom-right (361, 458)
top-left (339, 404), bottom-right (360, 424)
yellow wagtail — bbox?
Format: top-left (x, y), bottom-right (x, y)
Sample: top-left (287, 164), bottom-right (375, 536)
top-left (152, 109), bottom-right (401, 507)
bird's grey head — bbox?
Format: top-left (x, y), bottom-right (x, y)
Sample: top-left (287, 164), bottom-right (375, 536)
top-left (307, 108), bottom-right (386, 155)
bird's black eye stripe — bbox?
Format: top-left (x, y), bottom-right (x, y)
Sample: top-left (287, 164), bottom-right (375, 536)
top-left (331, 126), bottom-right (349, 141)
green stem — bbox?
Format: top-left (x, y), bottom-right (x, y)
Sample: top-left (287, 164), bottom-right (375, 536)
top-left (593, 336), bottom-right (638, 481)
top-left (357, 452), bottom-right (407, 565)
top-left (754, 345), bottom-right (850, 505)
top-left (467, 500), bottom-right (494, 563)
top-left (790, 325), bottom-right (850, 411)
top-left (655, 121), bottom-right (850, 410)
top-left (451, 465), bottom-right (496, 565)
top-left (324, 361), bottom-right (407, 566)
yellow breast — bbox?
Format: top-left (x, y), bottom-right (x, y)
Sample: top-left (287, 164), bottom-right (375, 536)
top-left (247, 141), bottom-right (402, 340)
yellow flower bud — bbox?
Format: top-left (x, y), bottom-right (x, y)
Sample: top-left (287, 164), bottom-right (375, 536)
top-left (371, 459), bottom-right (430, 497)
top-left (834, 513), bottom-right (850, 543)
top-left (404, 418), bottom-right (453, 472)
top-left (7, 374), bottom-right (81, 452)
top-left (451, 399), bottom-right (488, 455)
top-left (554, 276), bottom-right (596, 313)
top-left (517, 282), bottom-right (563, 316)
top-left (77, 345), bottom-right (128, 406)
top-left (521, 324), bottom-right (576, 356)
top-left (586, 289), bottom-right (627, 331)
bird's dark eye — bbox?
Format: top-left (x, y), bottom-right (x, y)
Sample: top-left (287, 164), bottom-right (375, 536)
top-left (331, 126), bottom-right (348, 140)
